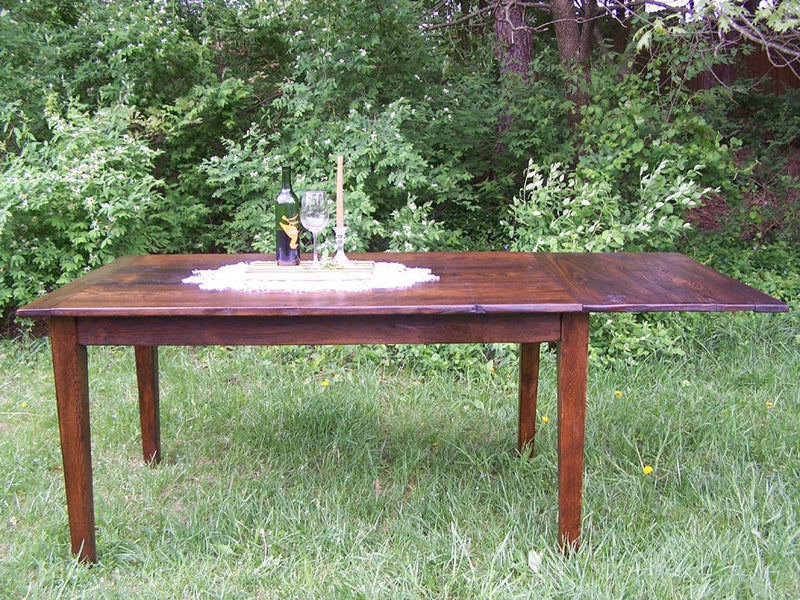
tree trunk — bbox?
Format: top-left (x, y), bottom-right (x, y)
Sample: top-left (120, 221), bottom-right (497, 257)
top-left (493, 1), bottom-right (533, 152)
top-left (494, 0), bottom-right (533, 83)
top-left (549, 0), bottom-right (594, 126)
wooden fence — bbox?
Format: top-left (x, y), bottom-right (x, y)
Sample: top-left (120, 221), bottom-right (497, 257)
top-left (688, 47), bottom-right (799, 95)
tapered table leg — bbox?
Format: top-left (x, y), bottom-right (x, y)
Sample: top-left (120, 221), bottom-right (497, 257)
top-left (49, 317), bottom-right (96, 563)
top-left (518, 342), bottom-right (541, 452)
top-left (556, 312), bottom-right (589, 552)
top-left (135, 346), bottom-right (161, 464)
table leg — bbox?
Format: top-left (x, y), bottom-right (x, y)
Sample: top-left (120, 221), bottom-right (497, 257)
top-left (556, 312), bottom-right (589, 552)
top-left (518, 342), bottom-right (540, 452)
top-left (49, 317), bottom-right (96, 563)
top-left (135, 346), bottom-right (161, 464)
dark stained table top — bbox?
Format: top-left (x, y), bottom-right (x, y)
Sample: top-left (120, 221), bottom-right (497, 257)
top-left (17, 252), bottom-right (789, 319)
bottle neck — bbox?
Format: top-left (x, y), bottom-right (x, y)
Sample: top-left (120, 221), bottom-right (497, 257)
top-left (281, 166), bottom-right (292, 189)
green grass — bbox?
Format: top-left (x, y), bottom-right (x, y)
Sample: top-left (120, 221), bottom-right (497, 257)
top-left (1, 311), bottom-right (798, 599)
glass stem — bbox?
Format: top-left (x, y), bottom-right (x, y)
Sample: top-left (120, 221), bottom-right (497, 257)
top-left (312, 232), bottom-right (319, 264)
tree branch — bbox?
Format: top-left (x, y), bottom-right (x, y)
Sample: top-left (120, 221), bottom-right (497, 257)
top-left (727, 14), bottom-right (800, 62)
top-left (421, 2), bottom-right (496, 30)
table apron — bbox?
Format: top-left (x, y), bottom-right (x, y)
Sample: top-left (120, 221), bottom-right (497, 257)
top-left (74, 313), bottom-right (564, 346)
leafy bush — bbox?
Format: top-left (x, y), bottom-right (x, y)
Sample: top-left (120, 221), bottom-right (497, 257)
top-left (506, 157), bottom-right (710, 364)
top-left (0, 100), bottom-right (189, 308)
top-left (692, 87), bottom-right (800, 246)
top-left (198, 95), bottom-right (467, 254)
top-left (576, 69), bottom-right (741, 197)
top-left (507, 160), bottom-right (707, 254)
top-left (0, 2), bottom-right (68, 143)
top-left (55, 0), bottom-right (223, 109)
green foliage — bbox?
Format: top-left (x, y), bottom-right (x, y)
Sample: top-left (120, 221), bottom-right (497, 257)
top-left (352, 342), bottom-right (517, 378)
top-left (199, 64), bottom-right (473, 253)
top-left (198, 109), bottom-right (462, 254)
top-left (685, 87), bottom-right (799, 310)
top-left (1, 0), bottom-right (797, 353)
top-left (694, 88), bottom-right (800, 242)
top-left (698, 87), bottom-right (800, 153)
top-left (502, 54), bottom-right (766, 364)
top-left (0, 100), bottom-right (34, 160)
top-left (268, 0), bottom-right (483, 251)
top-left (195, 0), bottom-right (559, 253)
top-left (506, 158), bottom-right (709, 364)
top-left (386, 200), bottom-right (460, 252)
top-left (56, 0), bottom-right (211, 107)
top-left (693, 0), bottom-right (800, 40)
top-left (496, 53), bottom-right (575, 166)
top-left (508, 160), bottom-right (706, 253)
top-left (0, 1), bottom-right (73, 141)
top-left (0, 100), bottom-right (180, 306)
top-left (577, 69), bottom-right (740, 198)
top-left (194, 126), bottom-right (283, 253)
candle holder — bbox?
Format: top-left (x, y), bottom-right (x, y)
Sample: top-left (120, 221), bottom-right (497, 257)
top-left (333, 226), bottom-right (350, 265)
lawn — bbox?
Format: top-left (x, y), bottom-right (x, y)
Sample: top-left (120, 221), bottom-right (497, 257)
top-left (1, 311), bottom-right (798, 599)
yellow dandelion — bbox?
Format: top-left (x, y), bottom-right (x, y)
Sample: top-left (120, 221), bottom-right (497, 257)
top-left (21, 401), bottom-right (28, 409)
top-left (614, 390), bottom-right (623, 399)
top-left (541, 415), bottom-right (550, 424)
top-left (765, 401), bottom-right (774, 407)
top-left (321, 380), bottom-right (330, 387)
top-left (642, 465), bottom-right (654, 475)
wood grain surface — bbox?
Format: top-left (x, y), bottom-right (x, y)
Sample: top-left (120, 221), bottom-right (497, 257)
top-left (17, 252), bottom-right (788, 318)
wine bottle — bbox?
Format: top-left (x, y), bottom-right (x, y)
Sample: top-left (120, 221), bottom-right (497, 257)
top-left (275, 165), bottom-right (301, 265)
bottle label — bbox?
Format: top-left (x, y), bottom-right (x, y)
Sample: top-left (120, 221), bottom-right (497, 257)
top-left (279, 214), bottom-right (300, 249)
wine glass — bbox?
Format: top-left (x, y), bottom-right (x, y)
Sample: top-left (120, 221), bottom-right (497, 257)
top-left (300, 190), bottom-right (329, 266)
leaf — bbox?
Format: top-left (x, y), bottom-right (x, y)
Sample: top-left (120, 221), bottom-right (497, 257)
top-left (527, 549), bottom-right (542, 573)
top-left (636, 29), bottom-right (653, 53)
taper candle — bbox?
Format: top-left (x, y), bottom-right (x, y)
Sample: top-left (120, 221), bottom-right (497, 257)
top-left (336, 156), bottom-right (344, 228)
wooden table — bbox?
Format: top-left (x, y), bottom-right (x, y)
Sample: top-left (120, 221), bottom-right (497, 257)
top-left (17, 252), bottom-right (788, 562)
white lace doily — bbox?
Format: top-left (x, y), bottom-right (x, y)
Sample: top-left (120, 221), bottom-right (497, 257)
top-left (182, 261), bottom-right (439, 293)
